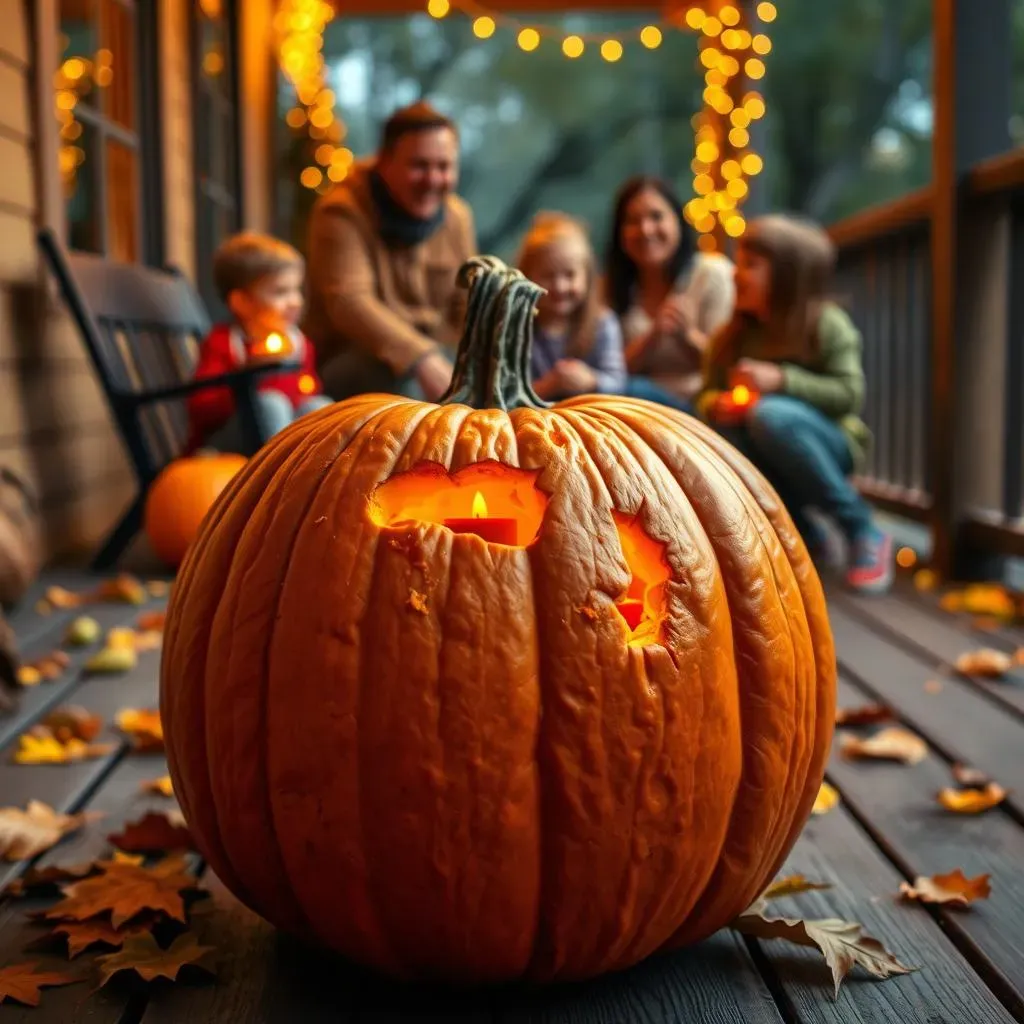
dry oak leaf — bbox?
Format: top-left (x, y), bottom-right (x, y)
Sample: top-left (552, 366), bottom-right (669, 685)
top-left (136, 610), bottom-right (167, 632)
top-left (95, 932), bottom-right (215, 988)
top-left (899, 869), bottom-right (991, 907)
top-left (45, 854), bottom-right (200, 928)
top-left (141, 775), bottom-right (174, 797)
top-left (954, 647), bottom-right (1012, 678)
top-left (115, 707), bottom-right (164, 752)
top-left (0, 801), bottom-right (101, 862)
top-left (835, 704), bottom-right (894, 727)
top-left (733, 910), bottom-right (914, 999)
top-left (840, 727), bottom-right (928, 765)
top-left (108, 810), bottom-right (193, 854)
top-left (0, 962), bottom-right (79, 1007)
top-left (812, 781), bottom-right (840, 816)
top-left (2, 862), bottom-right (97, 898)
top-left (937, 783), bottom-right (1008, 814)
top-left (50, 917), bottom-right (150, 958)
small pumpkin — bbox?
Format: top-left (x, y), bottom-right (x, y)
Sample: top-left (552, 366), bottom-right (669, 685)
top-left (143, 452), bottom-right (247, 569)
top-left (161, 256), bottom-right (835, 984)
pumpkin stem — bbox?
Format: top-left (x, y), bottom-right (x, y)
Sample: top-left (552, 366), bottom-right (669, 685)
top-left (440, 256), bottom-right (550, 411)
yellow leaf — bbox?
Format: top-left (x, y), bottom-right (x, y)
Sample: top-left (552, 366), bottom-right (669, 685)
top-left (0, 801), bottom-right (101, 861)
top-left (64, 616), bottom-right (101, 647)
top-left (85, 646), bottom-right (138, 674)
top-left (937, 783), bottom-right (1007, 814)
top-left (840, 727), bottom-right (928, 765)
top-left (16, 666), bottom-right (41, 687)
top-left (141, 775), bottom-right (174, 797)
top-left (813, 781), bottom-right (840, 815)
top-left (954, 648), bottom-right (1012, 678)
top-left (761, 874), bottom-right (832, 900)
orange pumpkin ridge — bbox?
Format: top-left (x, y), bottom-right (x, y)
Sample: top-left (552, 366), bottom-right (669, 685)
top-left (160, 255), bottom-right (835, 984)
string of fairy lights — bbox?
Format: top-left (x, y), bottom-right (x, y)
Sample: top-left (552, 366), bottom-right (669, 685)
top-left (276, 0), bottom-right (776, 246)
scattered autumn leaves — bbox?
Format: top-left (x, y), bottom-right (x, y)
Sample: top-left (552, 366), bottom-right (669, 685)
top-left (0, 808), bottom-right (210, 1007)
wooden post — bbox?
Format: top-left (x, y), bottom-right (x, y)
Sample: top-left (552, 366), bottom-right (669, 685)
top-left (929, 0), bottom-right (1011, 579)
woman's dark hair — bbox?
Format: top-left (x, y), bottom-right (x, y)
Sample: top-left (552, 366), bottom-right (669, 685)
top-left (605, 176), bottom-right (695, 318)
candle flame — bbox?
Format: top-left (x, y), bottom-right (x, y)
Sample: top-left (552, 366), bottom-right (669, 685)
top-left (732, 384), bottom-right (751, 406)
top-left (264, 332), bottom-right (284, 354)
top-left (298, 373), bottom-right (317, 395)
top-left (472, 491), bottom-right (488, 518)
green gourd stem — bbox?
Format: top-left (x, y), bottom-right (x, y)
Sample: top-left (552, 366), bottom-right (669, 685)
top-left (440, 255), bottom-right (550, 411)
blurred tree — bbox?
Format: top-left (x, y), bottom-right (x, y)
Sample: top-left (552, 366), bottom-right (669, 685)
top-left (275, 2), bottom-right (938, 256)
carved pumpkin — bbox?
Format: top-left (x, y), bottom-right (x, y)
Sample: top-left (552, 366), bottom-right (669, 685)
top-left (161, 257), bottom-right (835, 984)
top-left (143, 452), bottom-right (247, 569)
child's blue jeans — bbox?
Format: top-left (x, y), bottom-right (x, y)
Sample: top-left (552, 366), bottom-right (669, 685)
top-left (714, 394), bottom-right (874, 544)
top-left (205, 391), bottom-right (333, 455)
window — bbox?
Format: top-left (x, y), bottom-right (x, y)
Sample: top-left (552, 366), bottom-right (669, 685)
top-left (54, 0), bottom-right (162, 263)
top-left (192, 0), bottom-right (241, 315)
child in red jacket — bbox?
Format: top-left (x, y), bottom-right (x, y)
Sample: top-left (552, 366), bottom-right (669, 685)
top-left (188, 232), bottom-right (331, 453)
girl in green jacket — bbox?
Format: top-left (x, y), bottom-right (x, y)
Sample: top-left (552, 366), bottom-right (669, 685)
top-left (697, 214), bottom-right (893, 594)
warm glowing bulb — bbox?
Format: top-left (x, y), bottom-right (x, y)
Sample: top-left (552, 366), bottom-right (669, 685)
top-left (695, 140), bottom-right (719, 163)
top-left (720, 6), bottom-right (741, 26)
top-left (700, 47), bottom-right (720, 69)
top-left (896, 546), bottom-right (918, 569)
top-left (745, 94), bottom-right (767, 118)
top-left (742, 152), bottom-right (764, 174)
top-left (427, 0), bottom-right (450, 17)
top-left (562, 34), bottom-right (585, 58)
top-left (473, 16), bottom-right (496, 39)
top-left (729, 127), bottom-right (750, 147)
top-left (694, 173), bottom-right (715, 195)
top-left (601, 39), bottom-right (623, 62)
top-left (518, 27), bottom-right (540, 51)
top-left (702, 17), bottom-right (722, 36)
top-left (722, 159), bottom-right (742, 180)
top-left (314, 143), bottom-right (334, 165)
top-left (685, 8), bottom-right (705, 29)
top-left (299, 167), bottom-right (322, 189)
top-left (264, 332), bottom-right (284, 353)
top-left (752, 33), bottom-right (772, 54)
top-left (640, 25), bottom-right (662, 49)
top-left (697, 234), bottom-right (718, 252)
top-left (285, 107), bottom-right (307, 128)
top-left (757, 1), bottom-right (778, 23)
top-left (746, 58), bottom-right (766, 79)
top-left (298, 373), bottom-right (317, 395)
top-left (732, 384), bottom-right (751, 406)
top-left (727, 178), bottom-right (749, 199)
top-left (731, 108), bottom-right (751, 128)
top-left (472, 492), bottom-right (488, 518)
top-left (724, 214), bottom-right (747, 237)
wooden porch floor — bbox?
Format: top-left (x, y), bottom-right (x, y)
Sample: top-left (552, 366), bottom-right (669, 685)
top-left (2, 571), bottom-right (1024, 1023)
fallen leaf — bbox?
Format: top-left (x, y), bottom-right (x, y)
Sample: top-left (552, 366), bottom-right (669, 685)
top-left (761, 874), bottom-right (833, 901)
top-left (0, 801), bottom-right (100, 862)
top-left (50, 917), bottom-right (150, 958)
top-left (85, 646), bottom-right (138, 674)
top-left (913, 568), bottom-right (939, 592)
top-left (106, 627), bottom-right (139, 651)
top-left (937, 783), bottom-right (1007, 814)
top-left (45, 585), bottom-right (83, 609)
top-left (16, 650), bottom-right (70, 687)
top-left (94, 575), bottom-right (147, 605)
top-left (835, 704), bottom-right (894, 727)
top-left (115, 708), bottom-right (164, 752)
top-left (955, 648), bottom-right (1012, 677)
top-left (733, 910), bottom-right (913, 999)
top-left (11, 728), bottom-right (116, 765)
top-left (145, 580), bottom-right (171, 598)
top-left (42, 706), bottom-right (103, 744)
top-left (108, 811), bottom-right (193, 854)
top-left (899, 869), bottom-right (991, 907)
top-left (840, 727), bottom-right (928, 765)
top-left (136, 611), bottom-right (166, 632)
top-left (35, 598), bottom-right (52, 615)
top-left (45, 855), bottom-right (201, 928)
top-left (941, 583), bottom-right (1016, 620)
top-left (0, 962), bottom-right (78, 1006)
top-left (971, 616), bottom-right (1002, 633)
top-left (95, 932), bottom-right (215, 987)
top-left (923, 679), bottom-right (944, 694)
top-left (64, 616), bottom-right (101, 647)
top-left (812, 781), bottom-right (840, 815)
top-left (2, 862), bottom-right (97, 897)
top-left (141, 775), bottom-right (174, 797)
top-left (952, 762), bottom-right (991, 788)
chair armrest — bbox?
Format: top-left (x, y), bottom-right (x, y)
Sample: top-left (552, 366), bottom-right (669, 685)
top-left (119, 360), bottom-right (300, 405)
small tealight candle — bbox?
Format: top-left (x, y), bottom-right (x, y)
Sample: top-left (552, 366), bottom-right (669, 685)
top-left (443, 491), bottom-right (517, 545)
top-left (730, 384), bottom-right (756, 409)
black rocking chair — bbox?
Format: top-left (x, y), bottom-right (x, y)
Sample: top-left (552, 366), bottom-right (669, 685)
top-left (37, 229), bottom-right (288, 570)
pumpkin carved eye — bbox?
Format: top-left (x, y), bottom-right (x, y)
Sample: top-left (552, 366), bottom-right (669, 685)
top-left (613, 510), bottom-right (671, 646)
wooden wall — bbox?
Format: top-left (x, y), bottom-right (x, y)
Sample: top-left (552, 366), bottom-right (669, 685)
top-left (0, 0), bottom-right (274, 565)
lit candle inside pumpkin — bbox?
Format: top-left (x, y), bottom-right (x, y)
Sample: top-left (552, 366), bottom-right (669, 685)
top-left (250, 331), bottom-right (293, 359)
top-left (443, 491), bottom-right (517, 545)
top-left (616, 599), bottom-right (644, 630)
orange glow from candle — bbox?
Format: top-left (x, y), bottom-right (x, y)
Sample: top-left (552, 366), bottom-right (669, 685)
top-left (472, 491), bottom-right (487, 517)
top-left (264, 332), bottom-right (284, 354)
top-left (298, 373), bottom-right (317, 395)
top-left (731, 384), bottom-right (752, 407)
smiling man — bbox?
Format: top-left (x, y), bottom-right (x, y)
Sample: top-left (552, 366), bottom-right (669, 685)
top-left (305, 101), bottom-right (477, 401)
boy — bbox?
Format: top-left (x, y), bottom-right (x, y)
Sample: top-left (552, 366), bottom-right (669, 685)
top-left (187, 232), bottom-right (331, 454)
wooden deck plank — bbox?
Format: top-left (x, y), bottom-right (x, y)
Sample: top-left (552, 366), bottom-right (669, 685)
top-left (0, 628), bottom-right (164, 893)
top-left (828, 674), bottom-right (1024, 1017)
top-left (0, 596), bottom-right (166, 751)
top-left (0, 756), bottom-right (178, 1024)
top-left (140, 874), bottom-right (786, 1024)
top-left (828, 603), bottom-right (1024, 808)
top-left (759, 805), bottom-right (1016, 1023)
top-left (832, 587), bottom-right (1024, 718)
top-left (1, 570), bottom-right (101, 648)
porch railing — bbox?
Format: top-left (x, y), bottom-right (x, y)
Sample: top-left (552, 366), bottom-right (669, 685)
top-left (827, 148), bottom-right (1024, 568)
